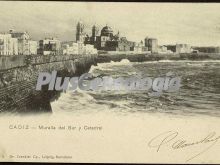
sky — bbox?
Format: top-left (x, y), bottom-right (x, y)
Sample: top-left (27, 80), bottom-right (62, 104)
top-left (1, 2), bottom-right (220, 46)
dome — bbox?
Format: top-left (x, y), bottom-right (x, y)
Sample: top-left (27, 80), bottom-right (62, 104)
top-left (101, 25), bottom-right (113, 36)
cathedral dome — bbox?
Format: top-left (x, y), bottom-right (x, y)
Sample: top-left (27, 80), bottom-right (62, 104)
top-left (101, 25), bottom-right (113, 36)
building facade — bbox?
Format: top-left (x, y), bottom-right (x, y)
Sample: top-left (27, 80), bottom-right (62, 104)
top-left (38, 38), bottom-right (61, 55)
top-left (62, 41), bottom-right (78, 55)
top-left (166, 44), bottom-right (191, 53)
top-left (192, 46), bottom-right (220, 53)
top-left (10, 30), bottom-right (29, 55)
top-left (61, 41), bottom-right (97, 55)
top-left (0, 33), bottom-right (18, 56)
top-left (145, 37), bottom-right (158, 53)
top-left (133, 41), bottom-right (144, 53)
top-left (28, 40), bottom-right (38, 55)
top-left (176, 44), bottom-right (191, 53)
top-left (158, 45), bottom-right (168, 54)
top-left (166, 45), bottom-right (176, 53)
top-left (9, 30), bottom-right (37, 55)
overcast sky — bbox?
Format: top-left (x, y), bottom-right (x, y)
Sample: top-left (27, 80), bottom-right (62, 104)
top-left (1, 2), bottom-right (220, 46)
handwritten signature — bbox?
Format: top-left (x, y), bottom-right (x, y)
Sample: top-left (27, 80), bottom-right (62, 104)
top-left (148, 131), bottom-right (220, 162)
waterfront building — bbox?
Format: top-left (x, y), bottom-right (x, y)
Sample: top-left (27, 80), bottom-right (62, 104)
top-left (144, 37), bottom-right (149, 51)
top-left (0, 33), bottom-right (18, 55)
top-left (28, 40), bottom-right (38, 55)
top-left (103, 36), bottom-right (135, 51)
top-left (134, 41), bottom-right (144, 53)
top-left (9, 30), bottom-right (37, 55)
top-left (166, 44), bottom-right (191, 53)
top-left (38, 38), bottom-right (61, 55)
top-left (61, 41), bottom-right (97, 55)
top-left (176, 44), bottom-right (191, 53)
top-left (84, 44), bottom-right (97, 54)
top-left (158, 45), bottom-right (168, 54)
top-left (10, 30), bottom-right (30, 40)
top-left (10, 38), bottom-right (18, 55)
top-left (62, 41), bottom-right (79, 55)
top-left (166, 45), bottom-right (176, 53)
top-left (192, 46), bottom-right (220, 53)
top-left (9, 30), bottom-right (29, 55)
top-left (145, 38), bottom-right (158, 53)
top-left (77, 41), bottom-right (85, 54)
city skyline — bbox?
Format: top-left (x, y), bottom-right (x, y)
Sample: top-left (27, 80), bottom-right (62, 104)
top-left (1, 2), bottom-right (220, 46)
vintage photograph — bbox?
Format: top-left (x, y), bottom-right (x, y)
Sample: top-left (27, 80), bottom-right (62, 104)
top-left (0, 1), bottom-right (219, 164)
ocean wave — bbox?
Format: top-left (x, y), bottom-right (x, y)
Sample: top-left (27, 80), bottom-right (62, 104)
top-left (89, 59), bottom-right (131, 73)
top-left (51, 60), bottom-right (220, 117)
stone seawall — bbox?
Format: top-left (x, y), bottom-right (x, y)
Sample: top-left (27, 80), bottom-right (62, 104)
top-left (0, 54), bottom-right (97, 113)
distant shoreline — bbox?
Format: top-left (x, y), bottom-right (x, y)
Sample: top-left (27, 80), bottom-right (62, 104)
top-left (97, 52), bottom-right (220, 63)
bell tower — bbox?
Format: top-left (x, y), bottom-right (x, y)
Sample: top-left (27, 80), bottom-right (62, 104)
top-left (76, 21), bottom-right (85, 42)
top-left (92, 25), bottom-right (99, 37)
top-left (92, 25), bottom-right (99, 42)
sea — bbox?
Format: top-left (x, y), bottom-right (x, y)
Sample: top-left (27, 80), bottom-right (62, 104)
top-left (51, 59), bottom-right (220, 117)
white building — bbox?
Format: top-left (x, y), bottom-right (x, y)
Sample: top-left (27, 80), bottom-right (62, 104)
top-left (0, 33), bottom-right (18, 55)
top-left (9, 30), bottom-right (37, 55)
top-left (158, 45), bottom-right (168, 54)
top-left (62, 42), bottom-right (78, 55)
top-left (134, 41), bottom-right (143, 53)
top-left (10, 30), bottom-right (29, 55)
top-left (28, 40), bottom-right (38, 55)
top-left (78, 41), bottom-right (85, 55)
top-left (176, 44), bottom-right (191, 53)
top-left (61, 41), bottom-right (97, 55)
top-left (10, 38), bottom-right (18, 55)
top-left (84, 44), bottom-right (97, 55)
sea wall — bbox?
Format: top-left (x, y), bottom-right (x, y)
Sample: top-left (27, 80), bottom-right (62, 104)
top-left (0, 54), bottom-right (97, 113)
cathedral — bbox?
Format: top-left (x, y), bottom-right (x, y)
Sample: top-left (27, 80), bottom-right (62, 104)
top-left (76, 22), bottom-right (136, 52)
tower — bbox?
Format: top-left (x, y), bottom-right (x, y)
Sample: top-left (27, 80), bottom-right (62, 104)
top-left (91, 25), bottom-right (99, 44)
top-left (92, 25), bottom-right (99, 38)
top-left (144, 37), bottom-right (150, 51)
top-left (76, 21), bottom-right (85, 42)
top-left (144, 37), bottom-right (149, 48)
top-left (148, 38), bottom-right (158, 53)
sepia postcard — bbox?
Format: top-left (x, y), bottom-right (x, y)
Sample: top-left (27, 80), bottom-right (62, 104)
top-left (0, 1), bottom-right (220, 164)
